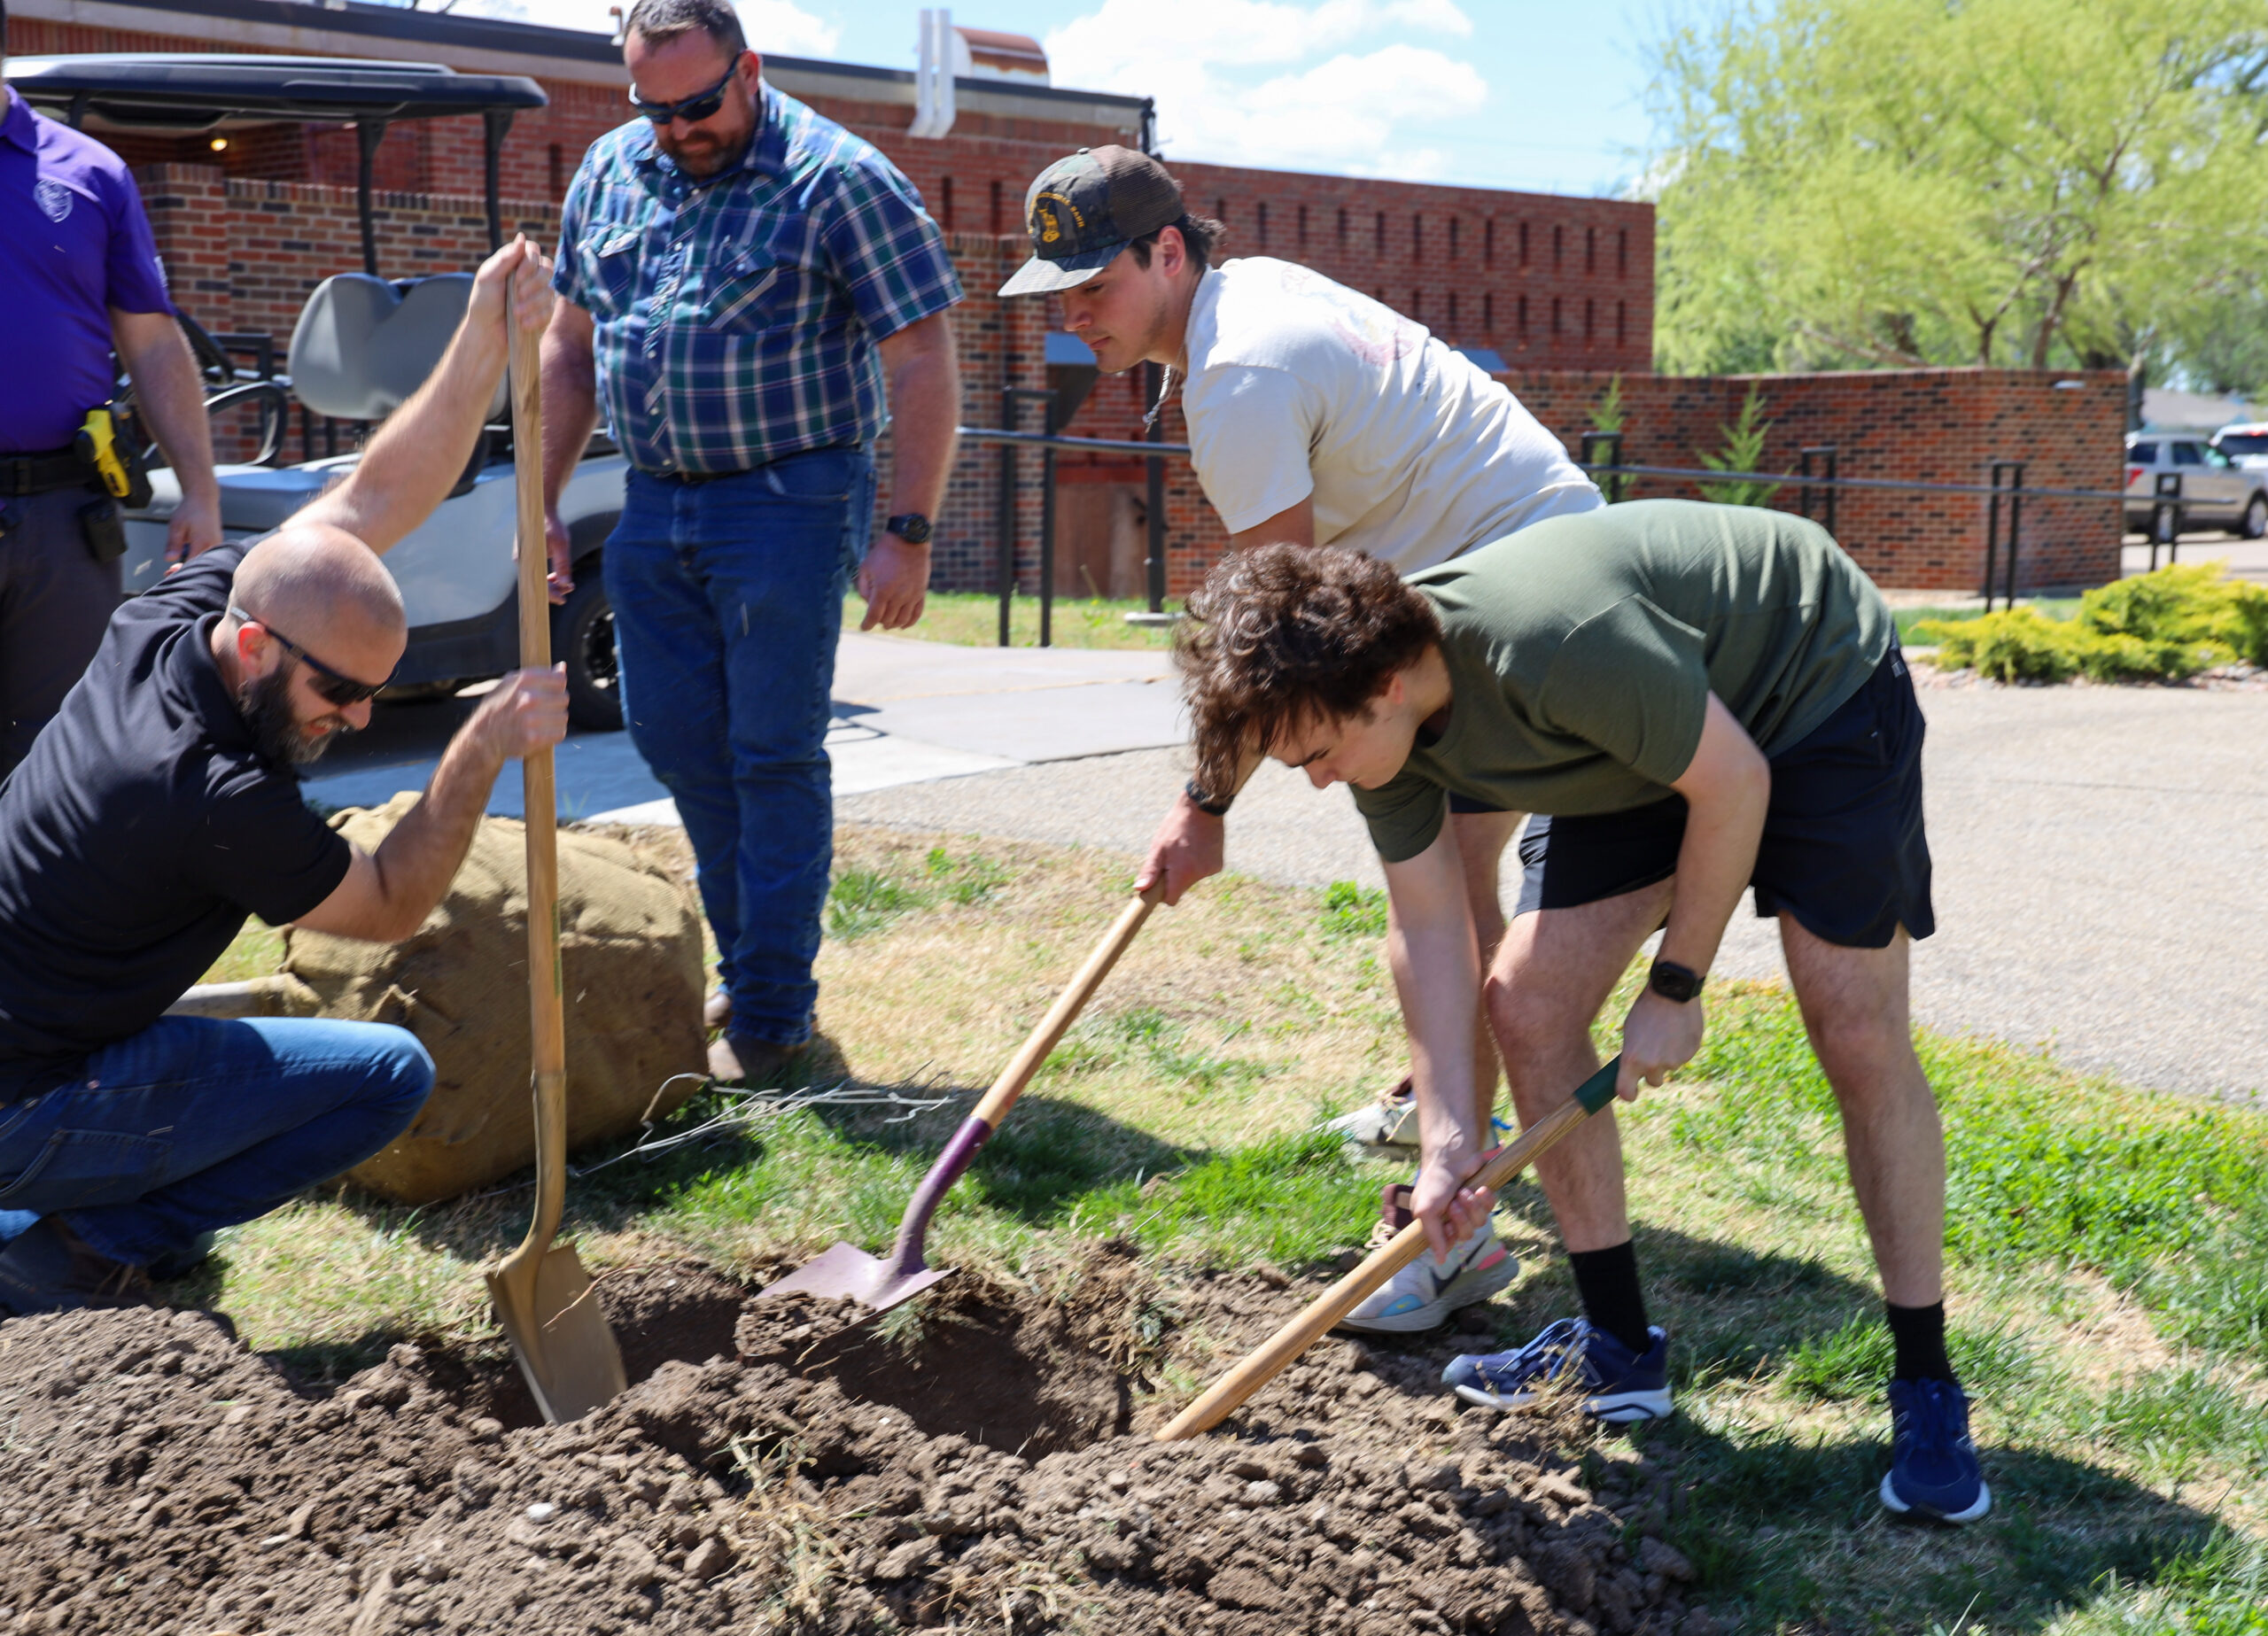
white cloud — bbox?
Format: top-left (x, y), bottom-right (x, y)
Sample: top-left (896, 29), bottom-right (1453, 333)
top-left (448, 0), bottom-right (841, 58)
top-left (1046, 1), bottom-right (1487, 178)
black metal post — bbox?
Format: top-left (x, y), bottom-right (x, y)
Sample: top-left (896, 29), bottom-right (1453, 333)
top-left (1981, 462), bottom-right (2007, 611)
top-left (1039, 389), bottom-right (1061, 647)
top-left (2151, 471), bottom-right (2182, 569)
top-left (1799, 446), bottom-right (1838, 537)
top-left (2001, 460), bottom-right (2024, 609)
top-left (354, 120), bottom-right (388, 278)
top-left (1579, 429), bottom-right (1624, 503)
top-left (1143, 361), bottom-right (1168, 614)
top-left (481, 111), bottom-right (515, 253)
top-left (997, 389), bottom-right (1017, 647)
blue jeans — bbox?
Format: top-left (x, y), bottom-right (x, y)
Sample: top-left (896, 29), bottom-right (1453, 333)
top-left (0, 1017), bottom-right (432, 1267)
top-left (605, 446), bottom-right (874, 1045)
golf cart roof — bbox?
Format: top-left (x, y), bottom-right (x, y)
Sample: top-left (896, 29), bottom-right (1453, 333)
top-left (3, 54), bottom-right (547, 135)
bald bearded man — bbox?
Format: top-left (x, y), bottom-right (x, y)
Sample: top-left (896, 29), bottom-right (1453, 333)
top-left (0, 239), bottom-right (564, 1316)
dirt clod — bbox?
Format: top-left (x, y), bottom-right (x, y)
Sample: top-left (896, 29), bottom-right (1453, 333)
top-left (0, 1248), bottom-right (1693, 1633)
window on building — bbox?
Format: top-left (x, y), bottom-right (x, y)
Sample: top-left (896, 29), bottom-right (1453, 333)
top-left (1484, 217), bottom-right (1495, 267)
top-left (547, 143), bottom-right (564, 196)
top-left (1554, 224), bottom-right (1564, 268)
top-left (1585, 297), bottom-right (1595, 338)
top-left (1552, 296), bottom-right (1563, 334)
top-left (1484, 291), bottom-right (1494, 332)
top-left (1411, 212), bottom-right (1423, 260)
top-left (1518, 293), bottom-right (1528, 334)
top-left (1411, 290), bottom-right (1422, 320)
top-left (1587, 226), bottom-right (1596, 273)
top-left (1337, 206), bottom-right (1348, 248)
top-left (1518, 220), bottom-right (1529, 267)
top-left (1298, 203), bottom-right (1309, 249)
top-left (941, 175), bottom-right (955, 231)
top-left (990, 179), bottom-right (1003, 234)
top-left (1448, 217), bottom-right (1460, 260)
top-left (1375, 212), bottom-right (1386, 256)
top-left (1257, 200), bottom-right (1269, 248)
top-left (1618, 228), bottom-right (1628, 276)
top-left (1216, 197), bottom-right (1229, 223)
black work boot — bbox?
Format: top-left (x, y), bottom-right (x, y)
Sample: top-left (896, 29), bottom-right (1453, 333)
top-left (0, 1218), bottom-right (152, 1316)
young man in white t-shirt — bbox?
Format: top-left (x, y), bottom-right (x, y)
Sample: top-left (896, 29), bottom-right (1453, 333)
top-left (1001, 146), bottom-right (1603, 1333)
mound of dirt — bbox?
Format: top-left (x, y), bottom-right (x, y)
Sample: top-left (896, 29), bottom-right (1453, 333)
top-left (0, 1250), bottom-right (1702, 1635)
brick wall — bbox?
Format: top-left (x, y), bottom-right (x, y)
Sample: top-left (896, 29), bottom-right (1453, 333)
top-left (1497, 368), bottom-right (2127, 593)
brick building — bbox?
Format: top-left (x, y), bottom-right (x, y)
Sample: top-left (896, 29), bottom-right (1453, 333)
top-left (8, 0), bottom-right (2118, 596)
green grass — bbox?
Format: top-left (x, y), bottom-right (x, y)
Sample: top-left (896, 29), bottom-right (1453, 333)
top-left (191, 839), bottom-right (2268, 1634)
top-left (848, 589), bottom-right (1180, 650)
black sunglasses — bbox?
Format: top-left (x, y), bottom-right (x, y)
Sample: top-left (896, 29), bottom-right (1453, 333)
top-left (627, 60), bottom-right (740, 126)
top-left (229, 606), bottom-right (393, 706)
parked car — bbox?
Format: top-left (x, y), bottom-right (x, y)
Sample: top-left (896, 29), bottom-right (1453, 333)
top-left (2123, 432), bottom-right (2268, 539)
top-left (3, 53), bottom-right (631, 729)
top-left (2208, 422), bottom-right (2268, 473)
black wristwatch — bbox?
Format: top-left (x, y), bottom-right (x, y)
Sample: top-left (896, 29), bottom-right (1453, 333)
top-left (884, 512), bottom-right (933, 546)
top-left (1648, 958), bottom-right (1705, 1004)
top-left (1184, 779), bottom-right (1232, 817)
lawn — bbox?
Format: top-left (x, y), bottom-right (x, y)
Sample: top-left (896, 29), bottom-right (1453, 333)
top-left (848, 589), bottom-right (1180, 650)
top-left (194, 825), bottom-right (2268, 1634)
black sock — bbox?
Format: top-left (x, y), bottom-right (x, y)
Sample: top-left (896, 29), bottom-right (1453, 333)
top-left (1886, 1300), bottom-right (1955, 1383)
top-left (1568, 1241), bottom-right (1652, 1354)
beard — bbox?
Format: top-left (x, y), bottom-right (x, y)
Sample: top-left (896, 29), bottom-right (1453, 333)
top-left (238, 665), bottom-right (341, 769)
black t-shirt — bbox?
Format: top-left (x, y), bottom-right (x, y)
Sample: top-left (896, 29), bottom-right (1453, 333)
top-left (0, 539), bottom-right (352, 1094)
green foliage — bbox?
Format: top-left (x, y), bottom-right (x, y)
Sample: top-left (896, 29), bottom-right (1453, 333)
top-left (1047, 1007), bottom-right (1269, 1098)
top-left (1646, 0), bottom-right (2268, 374)
top-left (1319, 880), bottom-right (1388, 939)
top-left (1694, 384), bottom-right (1781, 507)
top-left (824, 868), bottom-right (927, 941)
top-left (924, 845), bottom-right (1008, 905)
top-left (1916, 562), bottom-right (2268, 680)
top-left (1589, 372), bottom-right (1627, 433)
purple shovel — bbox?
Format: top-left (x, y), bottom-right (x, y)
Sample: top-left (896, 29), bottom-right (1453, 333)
top-left (760, 880), bottom-right (1167, 1315)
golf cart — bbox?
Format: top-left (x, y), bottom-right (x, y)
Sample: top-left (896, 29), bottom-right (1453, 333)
top-left (3, 53), bottom-right (630, 729)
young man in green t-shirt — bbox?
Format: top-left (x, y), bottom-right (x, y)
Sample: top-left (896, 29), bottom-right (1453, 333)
top-left (1178, 498), bottom-right (1987, 1524)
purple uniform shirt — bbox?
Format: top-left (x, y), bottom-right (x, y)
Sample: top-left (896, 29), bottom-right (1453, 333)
top-left (0, 88), bottom-right (175, 454)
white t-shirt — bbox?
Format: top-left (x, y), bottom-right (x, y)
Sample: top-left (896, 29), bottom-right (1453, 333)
top-left (1177, 259), bottom-right (1602, 573)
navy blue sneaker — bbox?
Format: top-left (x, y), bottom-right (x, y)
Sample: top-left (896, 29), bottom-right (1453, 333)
top-left (1881, 1377), bottom-right (1991, 1524)
top-left (1441, 1317), bottom-right (1673, 1424)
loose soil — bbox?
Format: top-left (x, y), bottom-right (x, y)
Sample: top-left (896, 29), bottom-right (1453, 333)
top-left (0, 1245), bottom-right (1700, 1635)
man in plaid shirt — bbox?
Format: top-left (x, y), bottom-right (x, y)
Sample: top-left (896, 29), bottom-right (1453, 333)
top-left (541, 0), bottom-right (961, 1082)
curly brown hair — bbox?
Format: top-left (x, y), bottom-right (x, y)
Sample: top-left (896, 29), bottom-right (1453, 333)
top-left (1176, 543), bottom-right (1442, 799)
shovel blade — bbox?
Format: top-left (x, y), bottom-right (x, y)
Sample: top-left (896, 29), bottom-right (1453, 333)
top-left (759, 1239), bottom-right (954, 1314)
top-left (486, 1240), bottom-right (627, 1425)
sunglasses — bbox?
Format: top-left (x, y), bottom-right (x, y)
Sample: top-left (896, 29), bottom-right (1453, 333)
top-left (229, 606), bottom-right (393, 706)
top-left (627, 60), bottom-right (740, 126)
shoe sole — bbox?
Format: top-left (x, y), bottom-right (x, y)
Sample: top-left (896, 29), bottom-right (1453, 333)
top-left (1878, 1470), bottom-right (1992, 1524)
top-left (1336, 1248), bottom-right (1518, 1335)
top-left (1452, 1381), bottom-right (1674, 1423)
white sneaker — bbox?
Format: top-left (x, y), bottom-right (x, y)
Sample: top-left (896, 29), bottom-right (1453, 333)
top-left (1339, 1219), bottom-right (1518, 1334)
top-left (1321, 1079), bottom-right (1419, 1155)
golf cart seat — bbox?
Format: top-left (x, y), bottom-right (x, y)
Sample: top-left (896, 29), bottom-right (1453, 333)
top-left (288, 272), bottom-right (509, 424)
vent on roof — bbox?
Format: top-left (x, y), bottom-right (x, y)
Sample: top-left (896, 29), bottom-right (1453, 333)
top-left (912, 9), bottom-right (1051, 139)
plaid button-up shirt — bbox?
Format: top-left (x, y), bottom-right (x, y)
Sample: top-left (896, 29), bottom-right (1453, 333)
top-left (553, 86), bottom-right (960, 475)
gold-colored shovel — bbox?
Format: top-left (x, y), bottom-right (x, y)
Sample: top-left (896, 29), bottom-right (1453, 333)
top-left (485, 283), bottom-right (627, 1424)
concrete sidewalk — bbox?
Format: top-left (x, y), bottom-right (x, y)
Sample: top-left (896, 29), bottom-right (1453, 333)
top-left (299, 631), bottom-right (1183, 822)
top-left (840, 684), bottom-right (2268, 1103)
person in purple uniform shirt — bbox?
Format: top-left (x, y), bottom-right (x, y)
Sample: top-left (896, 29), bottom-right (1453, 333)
top-left (0, 13), bottom-right (222, 779)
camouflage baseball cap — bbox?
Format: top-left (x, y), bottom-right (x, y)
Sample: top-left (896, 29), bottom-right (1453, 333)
top-left (998, 146), bottom-right (1184, 297)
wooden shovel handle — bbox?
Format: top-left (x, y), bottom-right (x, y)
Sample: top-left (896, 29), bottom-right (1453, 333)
top-left (509, 304), bottom-right (569, 1252)
top-left (1153, 1058), bottom-right (1622, 1443)
top-left (969, 878), bottom-right (1166, 1129)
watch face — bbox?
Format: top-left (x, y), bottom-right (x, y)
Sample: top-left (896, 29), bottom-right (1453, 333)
top-left (889, 513), bottom-right (933, 546)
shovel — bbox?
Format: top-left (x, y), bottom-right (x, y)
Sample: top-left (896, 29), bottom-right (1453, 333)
top-left (761, 879), bottom-right (1169, 1315)
top-left (1153, 1056), bottom-right (1623, 1441)
top-left (484, 277), bottom-right (628, 1425)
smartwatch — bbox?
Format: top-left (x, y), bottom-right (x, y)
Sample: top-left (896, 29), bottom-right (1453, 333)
top-left (1647, 958), bottom-right (1705, 1004)
top-left (1184, 779), bottom-right (1232, 817)
top-left (884, 512), bottom-right (933, 546)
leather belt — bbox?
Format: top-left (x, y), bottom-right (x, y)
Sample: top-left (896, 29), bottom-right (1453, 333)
top-left (0, 449), bottom-right (97, 499)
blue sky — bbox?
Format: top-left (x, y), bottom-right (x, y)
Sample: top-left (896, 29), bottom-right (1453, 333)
top-left (470, 0), bottom-right (1671, 197)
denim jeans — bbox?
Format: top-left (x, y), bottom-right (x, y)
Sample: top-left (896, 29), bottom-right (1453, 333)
top-left (0, 1016), bottom-right (433, 1267)
top-left (605, 446), bottom-right (874, 1045)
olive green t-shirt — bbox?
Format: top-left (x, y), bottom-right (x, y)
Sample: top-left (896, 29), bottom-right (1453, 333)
top-left (1352, 499), bottom-right (1893, 863)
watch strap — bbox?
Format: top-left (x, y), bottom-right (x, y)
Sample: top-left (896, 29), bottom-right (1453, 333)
top-left (1648, 958), bottom-right (1705, 1004)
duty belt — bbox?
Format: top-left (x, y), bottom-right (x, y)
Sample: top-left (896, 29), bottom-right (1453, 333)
top-left (0, 449), bottom-right (97, 498)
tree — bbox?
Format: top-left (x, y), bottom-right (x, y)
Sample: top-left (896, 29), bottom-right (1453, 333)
top-left (1646, 0), bottom-right (2268, 378)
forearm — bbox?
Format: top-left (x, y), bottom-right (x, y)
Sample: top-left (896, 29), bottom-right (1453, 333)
top-left (540, 328), bottom-right (600, 510)
top-left (1385, 843), bottom-right (1483, 1162)
top-left (119, 322), bottom-right (217, 502)
top-left (1660, 765), bottom-right (1768, 973)
top-left (363, 723), bottom-right (510, 936)
top-left (882, 322), bottom-right (959, 517)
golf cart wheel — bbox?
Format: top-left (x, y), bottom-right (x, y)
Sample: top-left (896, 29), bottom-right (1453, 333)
top-left (2242, 493), bottom-right (2268, 540)
top-left (552, 570), bottom-right (622, 733)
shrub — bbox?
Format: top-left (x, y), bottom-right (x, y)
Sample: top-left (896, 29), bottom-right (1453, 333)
top-left (1916, 562), bottom-right (2268, 682)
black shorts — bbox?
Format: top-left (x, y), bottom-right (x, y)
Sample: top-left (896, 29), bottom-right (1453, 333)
top-left (1513, 647), bottom-right (1933, 949)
